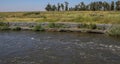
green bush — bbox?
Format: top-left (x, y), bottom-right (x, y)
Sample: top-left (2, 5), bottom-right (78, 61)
top-left (48, 23), bottom-right (66, 28)
top-left (88, 23), bottom-right (97, 29)
top-left (78, 23), bottom-right (97, 29)
top-left (12, 27), bottom-right (21, 31)
top-left (107, 25), bottom-right (120, 37)
top-left (23, 12), bottom-right (40, 16)
top-left (48, 23), bottom-right (56, 28)
top-left (33, 25), bottom-right (44, 31)
top-left (0, 26), bottom-right (10, 30)
top-left (0, 22), bottom-right (10, 30)
top-left (0, 22), bottom-right (9, 26)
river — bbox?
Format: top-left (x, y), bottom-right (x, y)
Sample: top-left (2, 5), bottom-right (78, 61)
top-left (0, 31), bottom-right (120, 64)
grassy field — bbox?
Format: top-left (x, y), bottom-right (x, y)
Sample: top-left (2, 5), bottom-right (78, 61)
top-left (0, 11), bottom-right (120, 24)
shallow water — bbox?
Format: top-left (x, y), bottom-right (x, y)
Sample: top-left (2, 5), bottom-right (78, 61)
top-left (0, 31), bottom-right (120, 64)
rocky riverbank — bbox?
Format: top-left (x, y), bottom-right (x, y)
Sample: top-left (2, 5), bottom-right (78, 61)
top-left (0, 22), bottom-right (113, 34)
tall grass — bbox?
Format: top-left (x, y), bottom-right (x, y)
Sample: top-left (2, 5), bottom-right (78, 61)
top-left (107, 25), bottom-right (120, 37)
top-left (0, 11), bottom-right (120, 24)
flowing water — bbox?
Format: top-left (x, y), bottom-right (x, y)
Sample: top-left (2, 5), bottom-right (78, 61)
top-left (0, 31), bottom-right (120, 64)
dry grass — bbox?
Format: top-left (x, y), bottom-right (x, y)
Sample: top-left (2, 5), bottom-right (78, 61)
top-left (0, 11), bottom-right (120, 24)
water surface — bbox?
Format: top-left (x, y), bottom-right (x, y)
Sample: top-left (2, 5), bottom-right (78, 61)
top-left (0, 31), bottom-right (120, 64)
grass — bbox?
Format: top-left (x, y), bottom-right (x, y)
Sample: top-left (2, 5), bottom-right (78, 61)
top-left (0, 11), bottom-right (120, 24)
top-left (0, 22), bottom-right (10, 30)
top-left (107, 25), bottom-right (120, 37)
top-left (33, 25), bottom-right (45, 31)
top-left (48, 23), bottom-right (66, 28)
top-left (78, 23), bottom-right (97, 29)
top-left (0, 26), bottom-right (10, 30)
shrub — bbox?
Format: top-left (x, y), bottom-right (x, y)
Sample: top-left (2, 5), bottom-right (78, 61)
top-left (48, 23), bottom-right (56, 28)
top-left (0, 22), bottom-right (10, 30)
top-left (88, 23), bottom-right (97, 29)
top-left (23, 12), bottom-right (40, 16)
top-left (78, 23), bottom-right (97, 29)
top-left (48, 23), bottom-right (66, 28)
top-left (33, 25), bottom-right (44, 31)
top-left (12, 27), bottom-right (21, 31)
top-left (0, 26), bottom-right (10, 30)
top-left (0, 22), bottom-right (9, 26)
top-left (107, 25), bottom-right (120, 37)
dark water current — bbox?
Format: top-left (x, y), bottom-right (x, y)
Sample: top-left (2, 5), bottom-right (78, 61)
top-left (0, 31), bottom-right (120, 64)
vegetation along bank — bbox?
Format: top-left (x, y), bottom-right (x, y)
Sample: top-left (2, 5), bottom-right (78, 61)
top-left (0, 22), bottom-right (120, 36)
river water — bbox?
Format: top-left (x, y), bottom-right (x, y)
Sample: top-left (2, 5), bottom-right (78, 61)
top-left (0, 31), bottom-right (120, 64)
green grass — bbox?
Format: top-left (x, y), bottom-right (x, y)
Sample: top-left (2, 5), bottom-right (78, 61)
top-left (0, 11), bottom-right (120, 24)
top-left (33, 25), bottom-right (45, 31)
top-left (0, 26), bottom-right (10, 30)
top-left (107, 25), bottom-right (120, 37)
top-left (48, 23), bottom-right (66, 28)
top-left (0, 22), bottom-right (10, 30)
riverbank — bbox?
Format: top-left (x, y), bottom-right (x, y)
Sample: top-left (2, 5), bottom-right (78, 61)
top-left (0, 22), bottom-right (120, 36)
top-left (0, 11), bottom-right (120, 36)
top-left (0, 22), bottom-right (111, 33)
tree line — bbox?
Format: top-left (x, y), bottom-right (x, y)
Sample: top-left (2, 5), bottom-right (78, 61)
top-left (45, 1), bottom-right (120, 11)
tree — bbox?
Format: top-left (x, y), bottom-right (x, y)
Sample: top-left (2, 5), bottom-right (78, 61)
top-left (65, 2), bottom-right (69, 11)
top-left (61, 3), bottom-right (64, 11)
top-left (69, 7), bottom-right (74, 11)
top-left (116, 1), bottom-right (120, 11)
top-left (74, 5), bottom-right (79, 11)
top-left (57, 3), bottom-right (61, 11)
top-left (86, 5), bottom-right (90, 11)
top-left (52, 5), bottom-right (57, 11)
top-left (45, 1), bottom-right (119, 11)
top-left (45, 4), bottom-right (52, 11)
top-left (111, 1), bottom-right (115, 11)
top-left (89, 2), bottom-right (96, 11)
top-left (80, 2), bottom-right (85, 10)
top-left (103, 2), bottom-right (110, 11)
top-left (98, 1), bottom-right (103, 11)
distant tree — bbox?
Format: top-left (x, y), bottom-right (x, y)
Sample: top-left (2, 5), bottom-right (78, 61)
top-left (89, 2), bottom-right (96, 11)
top-left (103, 2), bottom-right (110, 11)
top-left (102, 2), bottom-right (106, 11)
top-left (65, 2), bottom-right (69, 11)
top-left (96, 2), bottom-right (99, 11)
top-left (98, 1), bottom-right (103, 11)
top-left (116, 1), bottom-right (120, 11)
top-left (86, 5), bottom-right (90, 11)
top-left (74, 5), bottom-right (79, 11)
top-left (45, 4), bottom-right (52, 11)
top-left (80, 2), bottom-right (86, 10)
top-left (52, 5), bottom-right (57, 11)
top-left (57, 3), bottom-right (61, 11)
top-left (69, 7), bottom-right (73, 11)
top-left (111, 1), bottom-right (115, 11)
top-left (61, 3), bottom-right (64, 11)
top-left (45, 1), bottom-right (119, 11)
